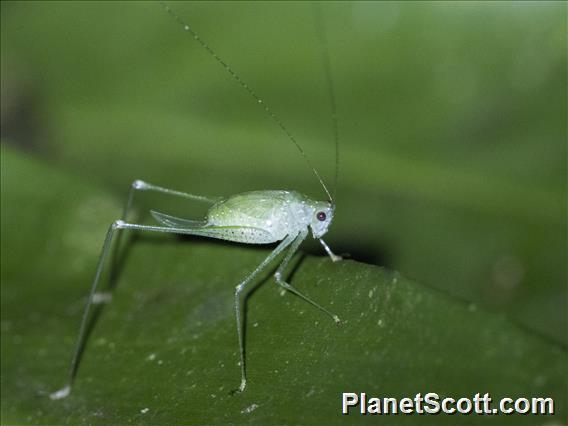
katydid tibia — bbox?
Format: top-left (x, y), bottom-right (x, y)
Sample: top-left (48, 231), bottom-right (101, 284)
top-left (51, 2), bottom-right (341, 399)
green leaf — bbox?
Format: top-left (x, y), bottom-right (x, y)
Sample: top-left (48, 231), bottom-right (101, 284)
top-left (2, 146), bottom-right (566, 424)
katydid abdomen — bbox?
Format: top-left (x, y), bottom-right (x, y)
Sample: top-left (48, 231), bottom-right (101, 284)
top-left (207, 190), bottom-right (315, 243)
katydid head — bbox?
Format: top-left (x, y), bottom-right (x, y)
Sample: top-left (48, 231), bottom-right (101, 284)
top-left (309, 201), bottom-right (335, 239)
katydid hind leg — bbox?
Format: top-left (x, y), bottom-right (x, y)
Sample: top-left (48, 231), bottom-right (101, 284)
top-left (122, 179), bottom-right (222, 222)
top-left (50, 220), bottom-right (266, 399)
top-left (113, 181), bottom-right (219, 301)
top-left (51, 220), bottom-right (123, 400)
top-left (77, 182), bottom-right (213, 312)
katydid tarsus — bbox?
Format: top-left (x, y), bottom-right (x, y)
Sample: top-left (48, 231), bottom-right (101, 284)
top-left (51, 2), bottom-right (341, 399)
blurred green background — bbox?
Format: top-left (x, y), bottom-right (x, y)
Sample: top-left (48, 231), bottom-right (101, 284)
top-left (1, 0), bottom-right (566, 423)
top-left (3, 0), bottom-right (565, 341)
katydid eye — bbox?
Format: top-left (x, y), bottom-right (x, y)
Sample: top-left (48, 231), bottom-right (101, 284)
top-left (316, 211), bottom-right (326, 222)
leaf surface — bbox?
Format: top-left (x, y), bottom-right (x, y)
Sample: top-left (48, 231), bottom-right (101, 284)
top-left (1, 146), bottom-right (566, 425)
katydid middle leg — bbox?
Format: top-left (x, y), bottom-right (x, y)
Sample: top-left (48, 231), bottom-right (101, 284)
top-left (275, 229), bottom-right (341, 324)
top-left (233, 233), bottom-right (297, 392)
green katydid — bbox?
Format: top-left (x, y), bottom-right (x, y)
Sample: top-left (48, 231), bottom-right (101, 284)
top-left (51, 2), bottom-right (341, 399)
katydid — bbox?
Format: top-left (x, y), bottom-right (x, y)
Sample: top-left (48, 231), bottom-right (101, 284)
top-left (51, 2), bottom-right (341, 399)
